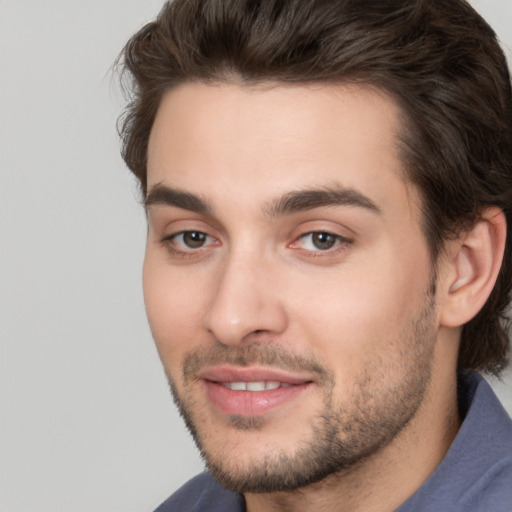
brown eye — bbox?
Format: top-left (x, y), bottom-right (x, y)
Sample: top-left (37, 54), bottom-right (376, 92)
top-left (162, 230), bottom-right (218, 259)
top-left (181, 231), bottom-right (208, 248)
top-left (310, 232), bottom-right (338, 250)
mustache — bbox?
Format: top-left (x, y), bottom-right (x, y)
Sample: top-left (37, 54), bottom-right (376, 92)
top-left (182, 340), bottom-right (330, 383)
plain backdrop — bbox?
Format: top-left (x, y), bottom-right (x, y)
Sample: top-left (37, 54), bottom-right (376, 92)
top-left (1, 1), bottom-right (511, 511)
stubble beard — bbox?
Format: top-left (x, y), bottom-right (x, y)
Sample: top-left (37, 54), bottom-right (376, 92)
top-left (165, 295), bottom-right (437, 494)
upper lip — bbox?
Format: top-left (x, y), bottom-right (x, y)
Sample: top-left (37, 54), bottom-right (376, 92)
top-left (197, 365), bottom-right (314, 385)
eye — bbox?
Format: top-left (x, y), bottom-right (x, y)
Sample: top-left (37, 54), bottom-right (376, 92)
top-left (296, 231), bottom-right (348, 251)
top-left (164, 230), bottom-right (215, 251)
top-left (179, 231), bottom-right (209, 248)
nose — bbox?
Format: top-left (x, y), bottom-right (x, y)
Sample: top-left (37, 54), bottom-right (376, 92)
top-left (202, 251), bottom-right (288, 346)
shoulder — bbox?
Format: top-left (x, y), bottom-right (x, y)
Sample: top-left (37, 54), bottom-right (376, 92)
top-left (453, 373), bottom-right (512, 511)
top-left (398, 373), bottom-right (512, 512)
top-left (153, 472), bottom-right (245, 512)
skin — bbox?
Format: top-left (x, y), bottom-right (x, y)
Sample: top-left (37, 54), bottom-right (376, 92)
top-left (144, 82), bottom-right (464, 512)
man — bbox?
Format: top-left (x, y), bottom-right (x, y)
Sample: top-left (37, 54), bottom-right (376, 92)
top-left (118, 0), bottom-right (512, 510)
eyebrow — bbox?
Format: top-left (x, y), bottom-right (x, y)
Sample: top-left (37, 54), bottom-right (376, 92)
top-left (265, 187), bottom-right (381, 217)
top-left (145, 183), bottom-right (381, 217)
top-left (145, 184), bottom-right (213, 214)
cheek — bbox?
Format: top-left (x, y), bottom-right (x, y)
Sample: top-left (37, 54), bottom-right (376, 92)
top-left (287, 248), bottom-right (430, 371)
top-left (142, 255), bottom-right (208, 369)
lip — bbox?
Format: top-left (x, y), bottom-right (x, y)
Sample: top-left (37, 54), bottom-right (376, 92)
top-left (198, 365), bottom-right (315, 417)
top-left (198, 365), bottom-right (314, 384)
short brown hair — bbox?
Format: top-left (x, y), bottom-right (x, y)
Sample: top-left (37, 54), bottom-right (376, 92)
top-left (118, 0), bottom-right (512, 375)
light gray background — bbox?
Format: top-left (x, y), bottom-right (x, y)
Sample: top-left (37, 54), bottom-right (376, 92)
top-left (1, 1), bottom-right (511, 511)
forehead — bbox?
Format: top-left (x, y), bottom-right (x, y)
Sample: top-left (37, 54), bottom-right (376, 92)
top-left (147, 81), bottom-right (417, 220)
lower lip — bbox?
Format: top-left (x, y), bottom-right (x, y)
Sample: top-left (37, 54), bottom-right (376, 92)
top-left (204, 381), bottom-right (311, 417)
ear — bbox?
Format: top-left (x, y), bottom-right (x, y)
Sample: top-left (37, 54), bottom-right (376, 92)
top-left (439, 207), bottom-right (507, 328)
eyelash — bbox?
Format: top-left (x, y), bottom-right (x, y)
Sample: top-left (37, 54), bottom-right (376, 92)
top-left (161, 231), bottom-right (217, 258)
top-left (160, 230), bottom-right (352, 260)
top-left (293, 232), bottom-right (352, 254)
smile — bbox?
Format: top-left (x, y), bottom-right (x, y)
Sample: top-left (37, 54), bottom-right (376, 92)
top-left (220, 381), bottom-right (295, 391)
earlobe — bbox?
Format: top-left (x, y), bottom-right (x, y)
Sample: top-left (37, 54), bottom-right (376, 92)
top-left (439, 207), bottom-right (506, 328)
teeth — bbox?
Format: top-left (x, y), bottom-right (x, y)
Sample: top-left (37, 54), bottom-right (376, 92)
top-left (221, 381), bottom-right (287, 391)
top-left (247, 381), bottom-right (266, 391)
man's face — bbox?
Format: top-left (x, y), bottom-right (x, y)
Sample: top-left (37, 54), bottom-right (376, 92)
top-left (144, 82), bottom-right (441, 492)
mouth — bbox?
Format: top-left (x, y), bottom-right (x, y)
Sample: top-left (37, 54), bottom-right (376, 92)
top-left (220, 381), bottom-right (295, 391)
top-left (198, 366), bottom-right (314, 417)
